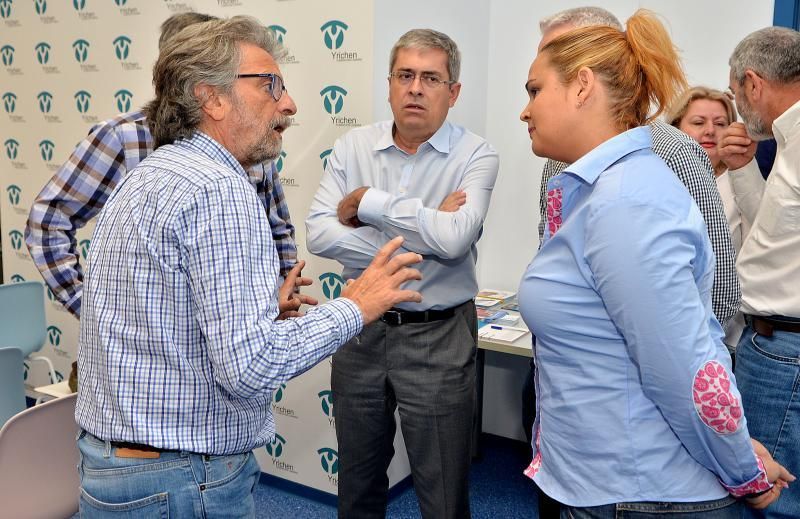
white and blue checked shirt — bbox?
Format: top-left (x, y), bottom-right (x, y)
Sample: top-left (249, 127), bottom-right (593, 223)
top-left (75, 131), bottom-right (362, 455)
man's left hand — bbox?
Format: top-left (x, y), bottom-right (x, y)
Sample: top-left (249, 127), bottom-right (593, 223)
top-left (337, 187), bottom-right (369, 227)
top-left (278, 260), bottom-right (318, 319)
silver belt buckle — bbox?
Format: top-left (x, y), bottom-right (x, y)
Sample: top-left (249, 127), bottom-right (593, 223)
top-left (383, 310), bottom-right (402, 325)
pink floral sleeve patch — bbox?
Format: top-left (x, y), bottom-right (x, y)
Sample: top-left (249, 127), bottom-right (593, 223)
top-left (692, 360), bottom-right (743, 434)
top-left (524, 426), bottom-right (542, 480)
top-left (546, 188), bottom-right (563, 237)
top-left (723, 456), bottom-right (772, 497)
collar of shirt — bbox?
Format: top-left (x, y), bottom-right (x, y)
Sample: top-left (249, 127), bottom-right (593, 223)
top-left (373, 120), bottom-right (452, 154)
top-left (562, 126), bottom-right (652, 185)
top-left (772, 98), bottom-right (800, 146)
top-left (175, 131), bottom-right (249, 181)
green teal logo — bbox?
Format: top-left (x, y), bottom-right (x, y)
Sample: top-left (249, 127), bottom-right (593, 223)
top-left (320, 20), bottom-right (348, 50)
top-left (4, 138), bottom-right (19, 159)
top-left (1, 45), bottom-right (15, 66)
top-left (319, 149), bottom-right (331, 171)
top-left (10, 274), bottom-right (25, 283)
top-left (265, 434), bottom-right (286, 458)
top-left (318, 390), bottom-right (334, 417)
top-left (112, 36), bottom-right (131, 60)
top-left (39, 139), bottom-right (54, 161)
top-left (275, 150), bottom-right (286, 173)
top-left (46, 325), bottom-right (62, 347)
top-left (318, 272), bottom-right (345, 300)
top-left (320, 85), bottom-right (347, 115)
top-left (72, 39), bottom-right (90, 63)
top-left (34, 0), bottom-right (46, 15)
top-left (8, 229), bottom-right (23, 250)
top-left (74, 90), bottom-right (91, 113)
top-left (79, 238), bottom-right (91, 260)
top-left (35, 42), bottom-right (51, 65)
top-left (72, 0), bottom-right (85, 10)
top-left (268, 25), bottom-right (286, 44)
top-left (114, 0), bottom-right (127, 5)
top-left (0, 0), bottom-right (13, 19)
top-left (7, 184), bottom-right (21, 205)
top-left (114, 89), bottom-right (132, 112)
top-left (317, 448), bottom-right (339, 474)
top-left (37, 91), bottom-right (53, 113)
top-left (274, 383), bottom-right (287, 403)
top-left (46, 287), bottom-right (56, 301)
top-left (53, 370), bottom-right (64, 383)
top-left (2, 92), bottom-right (16, 113)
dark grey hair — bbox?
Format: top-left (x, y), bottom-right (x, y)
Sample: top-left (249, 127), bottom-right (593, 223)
top-left (144, 16), bottom-right (286, 148)
top-left (389, 29), bottom-right (461, 82)
top-left (158, 12), bottom-right (218, 51)
top-left (729, 26), bottom-right (800, 84)
top-left (539, 6), bottom-right (623, 34)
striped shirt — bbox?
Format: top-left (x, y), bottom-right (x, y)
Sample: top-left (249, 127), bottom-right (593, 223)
top-left (538, 120), bottom-right (740, 325)
top-left (25, 110), bottom-right (296, 317)
top-left (75, 131), bottom-right (361, 455)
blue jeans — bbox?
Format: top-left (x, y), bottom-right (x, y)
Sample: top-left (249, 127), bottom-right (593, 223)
top-left (736, 326), bottom-right (800, 519)
top-left (77, 430), bottom-right (261, 518)
top-left (560, 496), bottom-right (741, 518)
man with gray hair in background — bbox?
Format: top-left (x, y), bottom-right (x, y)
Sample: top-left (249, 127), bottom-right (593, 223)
top-left (521, 6), bottom-right (739, 516)
top-left (75, 16), bottom-right (423, 517)
top-left (719, 26), bottom-right (800, 519)
top-left (307, 28), bottom-right (499, 519)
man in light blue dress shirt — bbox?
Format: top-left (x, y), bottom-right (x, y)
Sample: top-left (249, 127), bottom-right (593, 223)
top-left (306, 29), bottom-right (499, 519)
top-left (75, 16), bottom-right (423, 518)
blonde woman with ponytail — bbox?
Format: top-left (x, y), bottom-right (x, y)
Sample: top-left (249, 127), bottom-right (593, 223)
top-left (516, 9), bottom-right (793, 517)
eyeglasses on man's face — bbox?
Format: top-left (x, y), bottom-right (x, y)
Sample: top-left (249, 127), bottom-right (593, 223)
top-left (236, 73), bottom-right (286, 102)
top-left (388, 71), bottom-right (456, 88)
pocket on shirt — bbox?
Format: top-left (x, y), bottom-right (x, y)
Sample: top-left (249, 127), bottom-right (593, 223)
top-left (759, 195), bottom-right (800, 237)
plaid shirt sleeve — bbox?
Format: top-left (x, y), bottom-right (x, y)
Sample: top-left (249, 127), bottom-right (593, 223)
top-left (24, 120), bottom-right (130, 317)
top-left (249, 162), bottom-right (297, 279)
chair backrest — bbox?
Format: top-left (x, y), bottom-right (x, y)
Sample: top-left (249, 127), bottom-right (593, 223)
top-left (0, 281), bottom-right (46, 356)
top-left (0, 393), bottom-right (79, 519)
top-left (0, 347), bottom-right (26, 427)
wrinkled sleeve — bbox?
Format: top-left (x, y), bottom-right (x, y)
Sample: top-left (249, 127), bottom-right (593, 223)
top-left (728, 159), bottom-right (766, 230)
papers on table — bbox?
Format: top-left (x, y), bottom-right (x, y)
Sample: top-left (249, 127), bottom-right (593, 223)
top-left (478, 323), bottom-right (529, 344)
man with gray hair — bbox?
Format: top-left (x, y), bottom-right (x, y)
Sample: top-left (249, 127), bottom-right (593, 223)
top-left (719, 25), bottom-right (800, 518)
top-left (307, 28), bottom-right (499, 519)
top-left (75, 16), bottom-right (423, 517)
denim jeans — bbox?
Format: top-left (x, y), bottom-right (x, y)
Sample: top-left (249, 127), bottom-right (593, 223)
top-left (736, 325), bottom-right (800, 519)
top-left (560, 496), bottom-right (741, 518)
top-left (77, 430), bottom-right (261, 518)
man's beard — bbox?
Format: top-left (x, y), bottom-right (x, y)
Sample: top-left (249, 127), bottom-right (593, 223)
top-left (232, 96), bottom-right (292, 168)
top-left (736, 96), bottom-right (772, 141)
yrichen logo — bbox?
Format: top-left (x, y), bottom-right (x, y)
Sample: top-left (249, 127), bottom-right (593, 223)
top-left (34, 0), bottom-right (46, 15)
top-left (114, 89), bottom-right (133, 112)
top-left (319, 149), bottom-right (332, 171)
top-left (35, 42), bottom-right (51, 65)
top-left (72, 0), bottom-right (85, 10)
top-left (11, 274), bottom-right (25, 283)
top-left (37, 91), bottom-right (53, 113)
top-left (317, 447), bottom-right (339, 475)
top-left (2, 92), bottom-right (15, 113)
top-left (268, 25), bottom-right (286, 44)
top-left (114, 0), bottom-right (127, 5)
top-left (4, 138), bottom-right (19, 159)
top-left (275, 150), bottom-right (286, 173)
top-left (79, 238), bottom-right (91, 260)
top-left (113, 36), bottom-right (131, 60)
top-left (74, 90), bottom-right (91, 113)
top-left (47, 325), bottom-right (62, 347)
top-left (53, 370), bottom-right (64, 383)
top-left (320, 85), bottom-right (347, 115)
top-left (6, 184), bottom-right (21, 205)
top-left (0, 0), bottom-right (13, 19)
top-left (320, 20), bottom-right (348, 50)
top-left (319, 272), bottom-right (345, 300)
top-left (39, 139), bottom-right (54, 161)
top-left (8, 229), bottom-right (23, 250)
top-left (1, 44), bottom-right (15, 66)
top-left (265, 434), bottom-right (286, 458)
top-left (274, 383), bottom-right (286, 403)
top-left (47, 287), bottom-right (56, 301)
top-left (72, 39), bottom-right (89, 63)
top-left (318, 390), bottom-right (334, 417)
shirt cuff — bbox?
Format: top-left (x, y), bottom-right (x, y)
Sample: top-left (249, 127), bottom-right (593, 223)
top-left (357, 188), bottom-right (391, 230)
top-left (318, 297), bottom-right (364, 343)
top-left (722, 456), bottom-right (772, 498)
top-left (727, 159), bottom-right (763, 192)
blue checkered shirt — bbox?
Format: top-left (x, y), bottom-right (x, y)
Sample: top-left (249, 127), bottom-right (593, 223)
top-left (75, 131), bottom-right (362, 455)
top-left (25, 110), bottom-right (296, 317)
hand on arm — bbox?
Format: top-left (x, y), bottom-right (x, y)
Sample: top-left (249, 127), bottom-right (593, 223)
top-left (337, 186), bottom-right (369, 228)
top-left (277, 259), bottom-right (318, 319)
top-left (719, 122), bottom-right (758, 171)
top-left (438, 190), bottom-right (466, 212)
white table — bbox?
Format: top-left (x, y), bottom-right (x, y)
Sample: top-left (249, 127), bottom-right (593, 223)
top-left (34, 381), bottom-right (74, 404)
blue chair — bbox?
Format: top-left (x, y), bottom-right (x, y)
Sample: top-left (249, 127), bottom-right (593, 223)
top-left (0, 347), bottom-right (26, 428)
top-left (0, 281), bottom-right (57, 385)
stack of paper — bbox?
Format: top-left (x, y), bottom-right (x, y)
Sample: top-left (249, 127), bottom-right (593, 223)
top-left (475, 289), bottom-right (517, 308)
top-left (478, 324), bottom-right (530, 343)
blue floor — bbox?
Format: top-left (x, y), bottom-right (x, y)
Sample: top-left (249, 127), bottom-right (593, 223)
top-left (254, 433), bottom-right (540, 518)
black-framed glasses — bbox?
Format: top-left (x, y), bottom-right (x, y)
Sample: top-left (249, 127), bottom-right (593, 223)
top-left (388, 71), bottom-right (456, 88)
top-left (236, 73), bottom-right (286, 102)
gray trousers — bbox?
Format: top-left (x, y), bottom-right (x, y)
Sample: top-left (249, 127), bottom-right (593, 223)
top-left (332, 300), bottom-right (477, 519)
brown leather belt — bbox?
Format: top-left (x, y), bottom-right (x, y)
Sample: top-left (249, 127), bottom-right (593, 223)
top-left (748, 315), bottom-right (800, 337)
